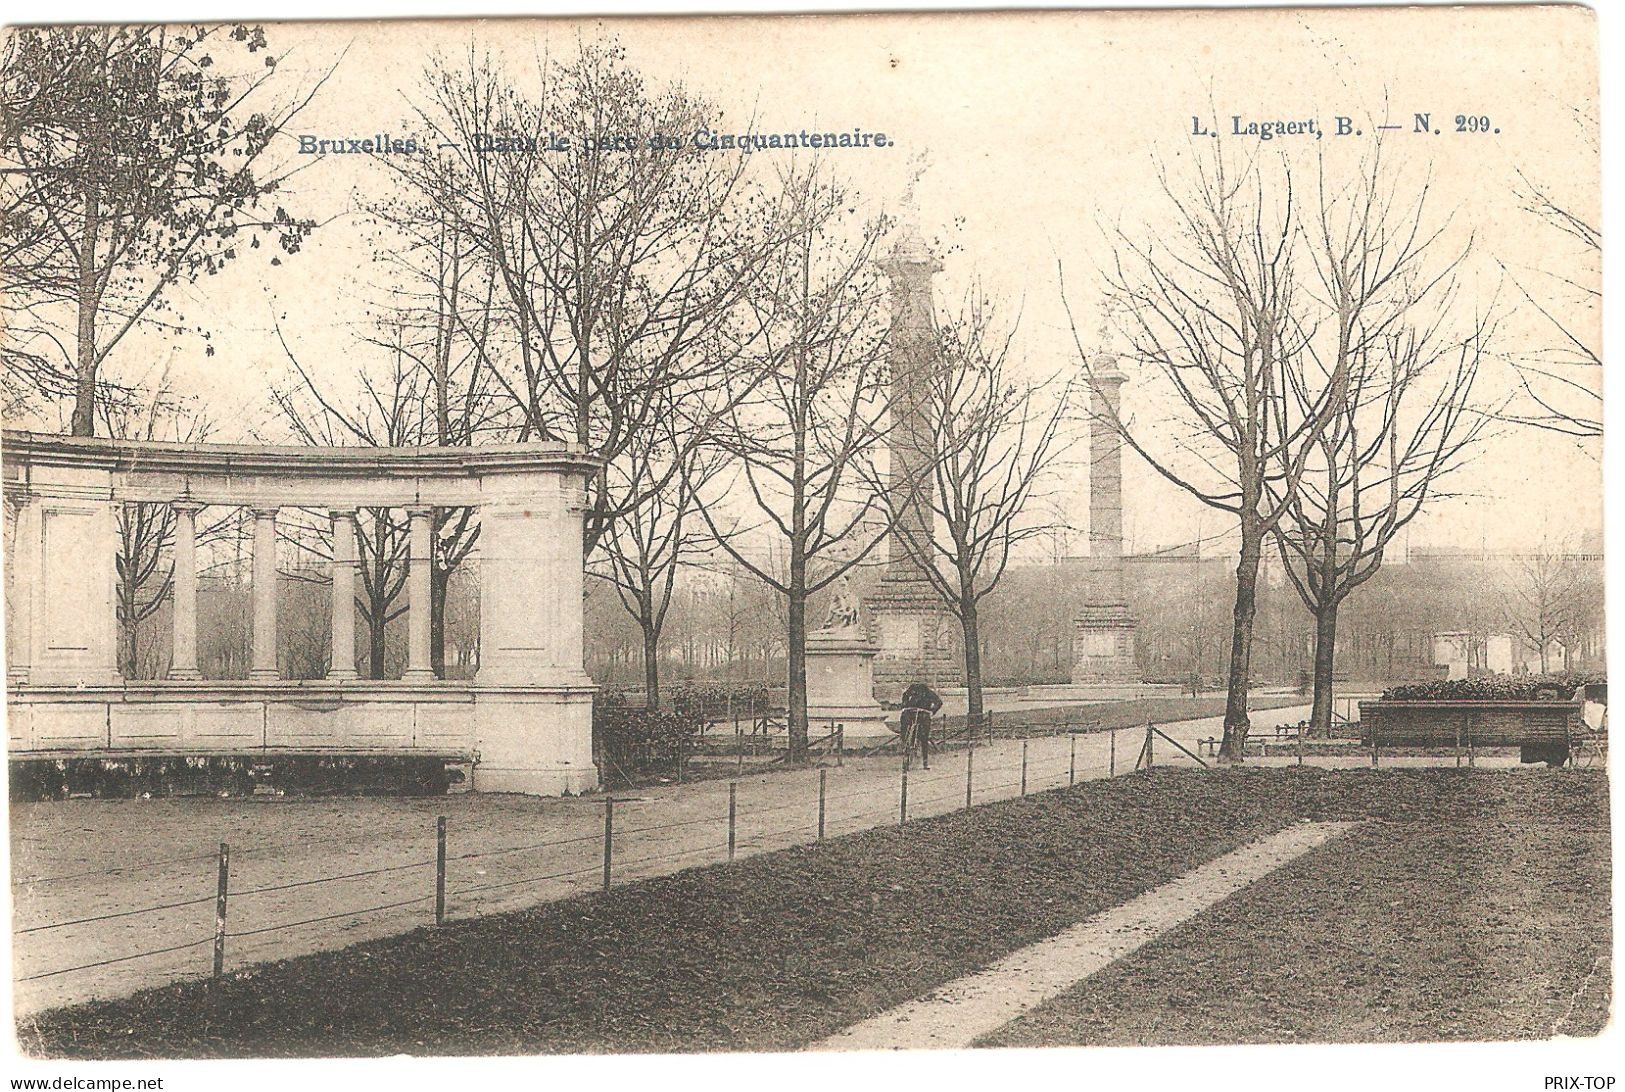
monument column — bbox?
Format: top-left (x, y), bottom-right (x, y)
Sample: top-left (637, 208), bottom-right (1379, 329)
top-left (327, 507), bottom-right (359, 681)
top-left (864, 217), bottom-right (959, 703)
top-left (1070, 348), bottom-right (1142, 687)
top-left (168, 501), bottom-right (204, 680)
top-left (403, 506), bottom-right (436, 681)
top-left (249, 506), bottom-right (281, 681)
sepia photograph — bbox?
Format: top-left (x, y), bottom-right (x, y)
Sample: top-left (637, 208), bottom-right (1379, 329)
top-left (0, 0), bottom-right (1610, 1078)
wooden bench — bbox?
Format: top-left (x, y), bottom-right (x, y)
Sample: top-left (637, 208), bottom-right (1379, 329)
top-left (1357, 699), bottom-right (1584, 765)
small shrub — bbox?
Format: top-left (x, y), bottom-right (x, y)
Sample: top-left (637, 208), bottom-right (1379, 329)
top-left (594, 692), bottom-right (706, 787)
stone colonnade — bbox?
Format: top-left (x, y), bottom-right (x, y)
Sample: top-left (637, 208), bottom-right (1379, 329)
top-left (3, 431), bottom-right (602, 795)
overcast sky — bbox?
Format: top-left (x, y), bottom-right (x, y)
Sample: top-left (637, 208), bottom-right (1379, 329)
top-left (15, 7), bottom-right (1599, 557)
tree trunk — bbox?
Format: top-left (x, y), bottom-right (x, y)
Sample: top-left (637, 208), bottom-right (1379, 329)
top-left (786, 585), bottom-right (808, 762)
top-left (430, 567), bottom-right (449, 677)
top-left (642, 619), bottom-right (661, 710)
top-left (71, 195), bottom-right (101, 437)
top-left (1219, 529), bottom-right (1263, 761)
top-left (1309, 600), bottom-right (1339, 737)
top-left (119, 597), bottom-right (137, 679)
top-left (961, 599), bottom-right (985, 725)
top-left (368, 610), bottom-right (386, 679)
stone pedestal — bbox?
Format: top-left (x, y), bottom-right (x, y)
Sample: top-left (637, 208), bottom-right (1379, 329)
top-left (866, 569), bottom-right (959, 705)
top-left (1071, 601), bottom-right (1143, 685)
top-left (805, 630), bottom-right (893, 746)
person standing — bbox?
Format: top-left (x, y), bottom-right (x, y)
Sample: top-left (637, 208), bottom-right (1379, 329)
top-left (899, 680), bottom-right (943, 769)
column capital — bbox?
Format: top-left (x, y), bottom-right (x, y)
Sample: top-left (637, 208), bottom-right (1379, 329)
top-left (404, 504), bottom-right (436, 518)
top-left (329, 505), bottom-right (360, 518)
top-left (250, 505), bottom-right (281, 519)
top-left (171, 499), bottom-right (207, 515)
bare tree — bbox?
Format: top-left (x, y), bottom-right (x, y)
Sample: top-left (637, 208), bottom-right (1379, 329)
top-left (1271, 157), bottom-right (1494, 735)
top-left (883, 292), bottom-right (1071, 722)
top-left (1504, 541), bottom-right (1585, 674)
top-left (395, 41), bottom-right (792, 559)
top-left (1066, 150), bottom-right (1339, 760)
top-left (0, 24), bottom-right (324, 433)
top-left (269, 334), bottom-right (429, 679)
top-left (97, 373), bottom-right (221, 677)
top-left (696, 165), bottom-right (896, 760)
top-left (1500, 107), bottom-right (1600, 442)
top-left (596, 420), bottom-right (723, 708)
top-left (358, 196), bottom-right (505, 673)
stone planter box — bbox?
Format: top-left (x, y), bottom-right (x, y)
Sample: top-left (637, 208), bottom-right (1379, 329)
top-left (1357, 699), bottom-right (1584, 765)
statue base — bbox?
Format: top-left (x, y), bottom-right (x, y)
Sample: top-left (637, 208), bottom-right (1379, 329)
top-left (805, 631), bottom-right (894, 747)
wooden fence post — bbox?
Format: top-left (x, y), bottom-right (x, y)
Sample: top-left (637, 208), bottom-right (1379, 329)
top-left (1110, 728), bottom-right (1117, 777)
top-left (966, 748), bottom-right (974, 809)
top-left (900, 766), bottom-right (909, 826)
top-left (1020, 740), bottom-right (1028, 796)
top-left (435, 816), bottom-right (447, 926)
top-left (818, 769), bottom-right (827, 842)
top-left (1297, 721), bottom-right (1305, 767)
top-left (1456, 718), bottom-right (1464, 768)
top-left (1145, 723), bottom-right (1155, 769)
top-left (1069, 734), bottom-right (1077, 785)
top-left (728, 781), bottom-right (738, 861)
top-left (212, 842), bottom-right (230, 979)
top-left (602, 798), bottom-right (614, 891)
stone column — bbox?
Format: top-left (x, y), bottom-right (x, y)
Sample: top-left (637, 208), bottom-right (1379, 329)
top-left (403, 506), bottom-right (435, 681)
top-left (168, 501), bottom-right (205, 680)
top-left (5, 493), bottom-right (36, 685)
top-left (327, 507), bottom-right (359, 681)
top-left (249, 506), bottom-right (280, 681)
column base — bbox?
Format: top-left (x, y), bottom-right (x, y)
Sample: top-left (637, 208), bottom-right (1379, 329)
top-left (401, 669), bottom-right (437, 682)
top-left (471, 765), bottom-right (598, 796)
top-left (325, 670), bottom-right (359, 682)
top-left (167, 668), bottom-right (202, 681)
top-left (248, 669), bottom-right (281, 681)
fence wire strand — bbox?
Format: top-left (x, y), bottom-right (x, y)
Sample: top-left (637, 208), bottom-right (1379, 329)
top-left (17, 729), bottom-right (1166, 989)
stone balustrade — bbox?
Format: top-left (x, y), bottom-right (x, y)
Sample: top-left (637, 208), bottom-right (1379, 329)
top-left (2, 430), bottom-right (603, 795)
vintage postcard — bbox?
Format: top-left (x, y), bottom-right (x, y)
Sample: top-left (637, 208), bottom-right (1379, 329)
top-left (0, 1), bottom-right (1608, 1078)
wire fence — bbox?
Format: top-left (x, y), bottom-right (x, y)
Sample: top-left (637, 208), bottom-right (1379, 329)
top-left (13, 723), bottom-right (1174, 993)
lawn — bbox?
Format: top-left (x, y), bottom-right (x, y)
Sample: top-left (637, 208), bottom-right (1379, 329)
top-left (17, 767), bottom-right (1608, 1057)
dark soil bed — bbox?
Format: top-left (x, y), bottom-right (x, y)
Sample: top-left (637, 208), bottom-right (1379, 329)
top-left (984, 771), bottom-right (1611, 1047)
top-left (17, 767), bottom-right (1607, 1057)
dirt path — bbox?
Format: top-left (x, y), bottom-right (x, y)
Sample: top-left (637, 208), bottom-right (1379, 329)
top-left (10, 704), bottom-right (1312, 1015)
top-left (813, 821), bottom-right (1358, 1051)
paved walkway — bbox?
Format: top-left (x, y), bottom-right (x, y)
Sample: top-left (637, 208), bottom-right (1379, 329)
top-left (11, 704), bottom-right (1316, 1014)
top-left (814, 821), bottom-right (1358, 1050)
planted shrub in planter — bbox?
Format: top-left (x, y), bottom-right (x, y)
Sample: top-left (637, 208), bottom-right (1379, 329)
top-left (1382, 671), bottom-right (1603, 702)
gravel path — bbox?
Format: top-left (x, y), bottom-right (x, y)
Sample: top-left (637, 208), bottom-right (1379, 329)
top-left (10, 704), bottom-right (1316, 1014)
top-left (813, 821), bottom-right (1357, 1050)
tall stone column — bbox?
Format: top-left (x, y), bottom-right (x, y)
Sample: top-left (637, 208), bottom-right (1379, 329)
top-left (864, 216), bottom-right (958, 703)
top-left (249, 506), bottom-right (281, 681)
top-left (327, 507), bottom-right (359, 681)
top-left (168, 501), bottom-right (205, 680)
top-left (1070, 349), bottom-right (1141, 686)
top-left (1088, 361), bottom-right (1128, 599)
top-left (403, 506), bottom-right (436, 681)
